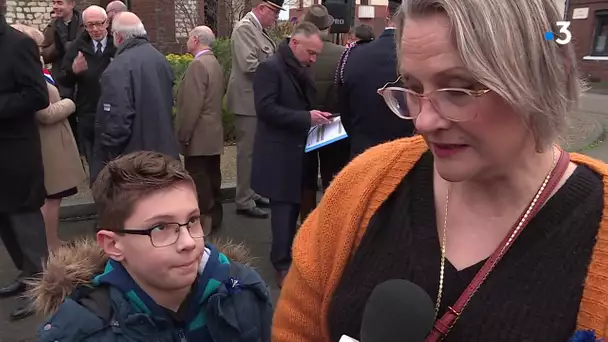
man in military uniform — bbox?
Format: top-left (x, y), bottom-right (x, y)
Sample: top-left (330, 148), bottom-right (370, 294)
top-left (226, 0), bottom-right (283, 219)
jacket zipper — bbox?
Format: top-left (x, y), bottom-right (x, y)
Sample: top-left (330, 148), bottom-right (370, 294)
top-left (178, 330), bottom-right (187, 342)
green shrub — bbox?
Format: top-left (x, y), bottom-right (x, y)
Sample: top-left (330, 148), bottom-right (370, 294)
top-left (212, 38), bottom-right (232, 87)
top-left (166, 51), bottom-right (235, 144)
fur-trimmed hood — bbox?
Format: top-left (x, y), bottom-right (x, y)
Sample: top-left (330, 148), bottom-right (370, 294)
top-left (27, 237), bottom-right (256, 317)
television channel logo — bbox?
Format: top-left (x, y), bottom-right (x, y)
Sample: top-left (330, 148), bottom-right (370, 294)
top-left (545, 21), bottom-right (572, 45)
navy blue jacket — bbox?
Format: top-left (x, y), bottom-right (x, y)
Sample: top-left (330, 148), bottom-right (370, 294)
top-left (251, 40), bottom-right (314, 203)
top-left (339, 29), bottom-right (415, 157)
top-left (91, 36), bottom-right (179, 181)
top-left (35, 242), bottom-right (272, 342)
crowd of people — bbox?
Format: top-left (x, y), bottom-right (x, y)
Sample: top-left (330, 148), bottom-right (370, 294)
top-left (3, 0), bottom-right (608, 340)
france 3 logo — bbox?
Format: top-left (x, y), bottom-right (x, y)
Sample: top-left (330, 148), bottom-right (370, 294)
top-left (545, 21), bottom-right (572, 45)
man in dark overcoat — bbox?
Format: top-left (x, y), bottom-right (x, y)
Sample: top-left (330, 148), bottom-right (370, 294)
top-left (338, 0), bottom-right (415, 158)
top-left (0, 0), bottom-right (51, 320)
top-left (251, 21), bottom-right (330, 287)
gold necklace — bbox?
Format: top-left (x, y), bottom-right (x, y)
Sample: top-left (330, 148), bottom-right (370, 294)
top-left (434, 148), bottom-right (558, 319)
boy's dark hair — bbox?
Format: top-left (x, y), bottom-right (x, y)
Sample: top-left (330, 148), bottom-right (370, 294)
top-left (92, 151), bottom-right (194, 230)
top-left (352, 24), bottom-right (375, 41)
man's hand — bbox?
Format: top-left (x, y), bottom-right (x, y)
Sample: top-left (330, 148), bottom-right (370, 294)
top-left (72, 51), bottom-right (88, 74)
top-left (310, 110), bottom-right (331, 126)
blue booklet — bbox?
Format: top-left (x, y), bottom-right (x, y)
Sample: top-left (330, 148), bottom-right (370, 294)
top-left (305, 117), bottom-right (349, 153)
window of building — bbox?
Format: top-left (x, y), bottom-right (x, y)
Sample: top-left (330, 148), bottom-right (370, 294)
top-left (591, 10), bottom-right (608, 56)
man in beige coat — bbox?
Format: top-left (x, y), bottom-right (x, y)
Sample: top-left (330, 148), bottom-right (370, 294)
top-left (226, 0), bottom-right (283, 219)
top-left (176, 26), bottom-right (225, 232)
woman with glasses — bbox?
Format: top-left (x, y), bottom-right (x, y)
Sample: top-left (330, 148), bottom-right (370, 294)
top-left (273, 0), bottom-right (608, 341)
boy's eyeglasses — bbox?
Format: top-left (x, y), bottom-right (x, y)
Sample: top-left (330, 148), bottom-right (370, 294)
top-left (111, 215), bottom-right (206, 248)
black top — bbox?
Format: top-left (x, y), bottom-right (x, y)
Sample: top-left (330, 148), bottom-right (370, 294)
top-left (0, 15), bottom-right (49, 212)
top-left (327, 151), bottom-right (604, 341)
top-left (59, 31), bottom-right (116, 127)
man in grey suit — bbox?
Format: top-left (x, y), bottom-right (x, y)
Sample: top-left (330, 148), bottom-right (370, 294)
top-left (226, 0), bottom-right (283, 219)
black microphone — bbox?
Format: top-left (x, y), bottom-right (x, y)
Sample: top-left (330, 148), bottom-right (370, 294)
top-left (346, 279), bottom-right (435, 342)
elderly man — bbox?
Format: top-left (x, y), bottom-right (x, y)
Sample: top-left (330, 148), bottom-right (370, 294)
top-left (0, 0), bottom-right (50, 320)
top-left (105, 0), bottom-right (127, 29)
top-left (252, 22), bottom-right (329, 286)
top-left (176, 26), bottom-right (225, 233)
top-left (226, 0), bottom-right (284, 219)
top-left (92, 12), bottom-right (178, 182)
top-left (59, 5), bottom-right (117, 167)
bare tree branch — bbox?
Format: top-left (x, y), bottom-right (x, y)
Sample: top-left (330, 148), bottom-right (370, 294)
top-left (174, 0), bottom-right (202, 37)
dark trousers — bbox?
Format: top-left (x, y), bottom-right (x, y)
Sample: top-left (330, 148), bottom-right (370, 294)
top-left (184, 155), bottom-right (223, 229)
top-left (0, 210), bottom-right (48, 277)
top-left (68, 114), bottom-right (79, 153)
top-left (303, 138), bottom-right (351, 191)
top-left (78, 124), bottom-right (95, 167)
top-left (270, 201), bottom-right (300, 272)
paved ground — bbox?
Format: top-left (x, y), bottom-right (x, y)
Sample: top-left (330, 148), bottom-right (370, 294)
top-left (579, 93), bottom-right (608, 160)
top-left (0, 203), bottom-right (278, 342)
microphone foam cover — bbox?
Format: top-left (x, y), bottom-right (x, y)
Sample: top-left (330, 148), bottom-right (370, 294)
top-left (360, 279), bottom-right (436, 342)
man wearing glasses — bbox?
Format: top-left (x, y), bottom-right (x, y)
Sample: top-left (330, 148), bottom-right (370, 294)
top-left (59, 5), bottom-right (117, 168)
top-left (226, 0), bottom-right (283, 219)
top-left (33, 151), bottom-right (273, 340)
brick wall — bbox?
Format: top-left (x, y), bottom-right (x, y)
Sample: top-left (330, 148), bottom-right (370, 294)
top-left (130, 0), bottom-right (184, 53)
top-left (3, 0), bottom-right (203, 54)
top-left (4, 1), bottom-right (53, 31)
top-left (569, 0), bottom-right (608, 81)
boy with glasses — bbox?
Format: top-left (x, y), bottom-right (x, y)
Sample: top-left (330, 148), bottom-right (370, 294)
top-left (31, 151), bottom-right (273, 341)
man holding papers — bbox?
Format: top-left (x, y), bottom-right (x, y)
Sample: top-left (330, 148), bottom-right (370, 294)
top-left (251, 22), bottom-right (329, 287)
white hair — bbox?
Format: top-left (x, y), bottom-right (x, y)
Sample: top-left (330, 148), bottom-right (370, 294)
top-left (190, 26), bottom-right (215, 46)
top-left (112, 19), bottom-right (147, 39)
top-left (82, 5), bottom-right (108, 22)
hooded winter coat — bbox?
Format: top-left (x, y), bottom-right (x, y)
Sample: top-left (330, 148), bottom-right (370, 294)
top-left (30, 238), bottom-right (273, 342)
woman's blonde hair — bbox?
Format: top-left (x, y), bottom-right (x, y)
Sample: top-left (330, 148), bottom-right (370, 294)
top-left (395, 0), bottom-right (583, 150)
top-left (11, 23), bottom-right (44, 46)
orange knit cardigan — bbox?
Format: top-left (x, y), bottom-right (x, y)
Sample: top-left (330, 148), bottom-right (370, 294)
top-left (272, 135), bottom-right (608, 341)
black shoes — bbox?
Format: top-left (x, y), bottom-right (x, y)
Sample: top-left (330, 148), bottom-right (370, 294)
top-left (0, 278), bottom-right (25, 298)
top-left (254, 197), bottom-right (270, 208)
top-left (0, 278), bottom-right (34, 321)
top-left (236, 207), bottom-right (269, 218)
top-left (9, 297), bottom-right (34, 321)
